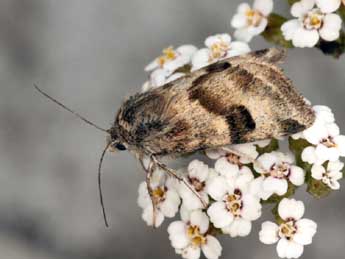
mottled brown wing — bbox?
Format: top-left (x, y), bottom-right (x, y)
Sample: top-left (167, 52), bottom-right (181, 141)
top-left (118, 48), bottom-right (315, 155)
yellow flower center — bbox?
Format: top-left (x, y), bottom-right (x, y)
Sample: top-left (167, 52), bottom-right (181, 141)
top-left (245, 9), bottom-right (264, 27)
top-left (152, 187), bottom-right (166, 204)
top-left (279, 220), bottom-right (297, 240)
top-left (157, 46), bottom-right (177, 67)
top-left (187, 225), bottom-right (206, 246)
top-left (225, 190), bottom-right (242, 217)
top-left (209, 41), bottom-right (230, 61)
top-left (303, 9), bottom-right (324, 30)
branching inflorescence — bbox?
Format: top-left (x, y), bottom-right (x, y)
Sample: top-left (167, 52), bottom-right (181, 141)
top-left (137, 1), bottom-right (345, 258)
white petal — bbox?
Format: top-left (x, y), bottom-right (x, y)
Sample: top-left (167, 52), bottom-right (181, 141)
top-left (177, 45), bottom-right (198, 57)
top-left (142, 205), bottom-right (165, 227)
top-left (191, 48), bottom-right (210, 71)
top-left (205, 148), bottom-right (225, 160)
top-left (327, 160), bottom-right (344, 172)
top-left (319, 14), bottom-right (342, 41)
top-left (293, 219), bottom-right (317, 245)
top-left (231, 13), bottom-right (248, 29)
top-left (202, 236), bottom-right (222, 259)
top-left (224, 218), bottom-right (252, 237)
top-left (301, 146), bottom-right (317, 164)
top-left (278, 198), bottom-right (305, 221)
top-left (254, 0), bottom-right (274, 16)
top-left (256, 152), bottom-right (278, 172)
top-left (303, 120), bottom-right (328, 144)
top-left (334, 135), bottom-right (345, 156)
top-left (289, 166), bottom-right (305, 186)
top-left (190, 210), bottom-right (210, 234)
top-left (227, 41), bottom-right (251, 57)
top-left (145, 59), bottom-right (159, 71)
top-left (263, 177), bottom-right (288, 196)
top-left (292, 28), bottom-right (319, 48)
top-left (206, 176), bottom-right (230, 201)
top-left (234, 28), bottom-right (255, 42)
top-left (316, 0), bottom-right (341, 13)
top-left (277, 238), bottom-right (304, 259)
top-left (315, 144), bottom-right (339, 163)
top-left (231, 142), bottom-right (258, 162)
top-left (188, 160), bottom-right (209, 182)
top-left (182, 245), bottom-right (201, 259)
top-left (311, 164), bottom-right (325, 180)
top-left (250, 176), bottom-right (273, 200)
top-left (259, 221), bottom-right (279, 244)
top-left (237, 3), bottom-right (251, 14)
top-left (281, 20), bottom-right (301, 41)
top-left (215, 157), bottom-right (240, 180)
top-left (168, 221), bottom-right (189, 249)
top-left (207, 202), bottom-right (234, 228)
top-left (137, 182), bottom-right (150, 208)
top-left (241, 194), bottom-right (262, 221)
top-left (291, 0), bottom-right (315, 17)
top-left (160, 189), bottom-right (180, 217)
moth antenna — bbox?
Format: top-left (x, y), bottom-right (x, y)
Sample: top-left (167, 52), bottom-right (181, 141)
top-left (98, 141), bottom-right (113, 228)
top-left (34, 84), bottom-right (109, 133)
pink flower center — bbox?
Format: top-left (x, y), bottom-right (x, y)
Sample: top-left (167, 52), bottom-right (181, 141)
top-left (279, 220), bottom-right (297, 240)
top-left (320, 137), bottom-right (337, 148)
top-left (269, 162), bottom-right (290, 179)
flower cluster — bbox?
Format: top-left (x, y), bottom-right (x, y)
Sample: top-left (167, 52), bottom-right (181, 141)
top-left (135, 1), bottom-right (345, 258)
top-left (135, 103), bottom-right (343, 259)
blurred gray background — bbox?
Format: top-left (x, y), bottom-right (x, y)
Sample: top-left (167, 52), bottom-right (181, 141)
top-left (0, 0), bottom-right (344, 258)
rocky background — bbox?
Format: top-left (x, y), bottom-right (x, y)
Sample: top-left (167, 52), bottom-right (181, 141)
top-left (0, 0), bottom-right (344, 258)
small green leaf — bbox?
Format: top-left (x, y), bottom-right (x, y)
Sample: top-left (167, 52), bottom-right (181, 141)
top-left (288, 137), bottom-right (312, 169)
top-left (307, 178), bottom-right (332, 199)
top-left (272, 203), bottom-right (284, 225)
top-left (256, 139), bottom-right (279, 155)
top-left (338, 5), bottom-right (345, 21)
top-left (261, 13), bottom-right (293, 48)
top-left (318, 31), bottom-right (345, 59)
top-left (287, 0), bottom-right (299, 5)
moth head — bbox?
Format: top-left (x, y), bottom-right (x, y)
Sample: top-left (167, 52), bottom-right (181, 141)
top-left (106, 127), bottom-right (127, 152)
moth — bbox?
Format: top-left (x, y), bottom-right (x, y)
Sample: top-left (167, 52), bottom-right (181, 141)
top-left (35, 48), bottom-right (315, 227)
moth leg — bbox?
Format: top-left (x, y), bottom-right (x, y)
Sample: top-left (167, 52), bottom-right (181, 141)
top-left (221, 146), bottom-right (266, 173)
top-left (150, 155), bottom-right (207, 208)
top-left (139, 156), bottom-right (158, 227)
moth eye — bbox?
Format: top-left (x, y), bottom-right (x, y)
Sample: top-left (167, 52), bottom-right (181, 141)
top-left (115, 143), bottom-right (126, 151)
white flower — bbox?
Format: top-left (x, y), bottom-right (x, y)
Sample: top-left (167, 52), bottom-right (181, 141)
top-left (302, 121), bottom-right (345, 165)
top-left (178, 160), bottom-right (212, 210)
top-left (191, 34), bottom-right (250, 71)
top-left (145, 45), bottom-right (197, 73)
top-left (281, 0), bottom-right (342, 48)
top-left (253, 152), bottom-right (305, 200)
top-left (145, 69), bottom-right (185, 90)
top-left (137, 168), bottom-right (181, 227)
top-left (259, 198), bottom-right (317, 259)
top-left (311, 161), bottom-right (344, 189)
top-left (168, 210), bottom-right (222, 259)
top-left (206, 162), bottom-right (261, 237)
top-left (231, 0), bottom-right (274, 42)
top-left (205, 141), bottom-right (263, 164)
